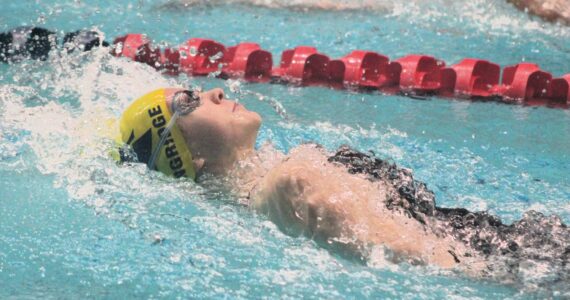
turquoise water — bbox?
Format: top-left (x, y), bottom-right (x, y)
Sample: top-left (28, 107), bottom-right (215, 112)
top-left (1, 0), bottom-right (570, 298)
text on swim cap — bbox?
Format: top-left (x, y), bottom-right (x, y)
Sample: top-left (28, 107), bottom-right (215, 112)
top-left (148, 105), bottom-right (186, 178)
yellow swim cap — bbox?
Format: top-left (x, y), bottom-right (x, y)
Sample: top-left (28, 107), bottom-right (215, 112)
top-left (119, 88), bottom-right (196, 180)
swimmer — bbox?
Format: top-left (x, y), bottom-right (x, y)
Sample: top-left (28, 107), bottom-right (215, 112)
top-left (118, 87), bottom-right (569, 283)
top-left (160, 0), bottom-right (570, 25)
top-left (508, 0), bottom-right (570, 25)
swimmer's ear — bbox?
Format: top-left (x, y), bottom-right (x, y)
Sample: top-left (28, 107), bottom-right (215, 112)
top-left (192, 158), bottom-right (205, 175)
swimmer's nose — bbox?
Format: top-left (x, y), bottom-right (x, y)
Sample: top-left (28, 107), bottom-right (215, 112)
top-left (201, 88), bottom-right (225, 105)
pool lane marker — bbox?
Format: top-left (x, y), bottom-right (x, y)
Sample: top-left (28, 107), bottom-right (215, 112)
top-left (1, 27), bottom-right (569, 109)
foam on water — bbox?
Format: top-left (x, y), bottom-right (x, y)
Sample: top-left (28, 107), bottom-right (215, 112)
top-left (159, 0), bottom-right (570, 39)
top-left (1, 0), bottom-right (570, 298)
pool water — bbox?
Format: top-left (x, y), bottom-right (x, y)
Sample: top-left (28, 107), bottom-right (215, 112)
top-left (1, 0), bottom-right (570, 298)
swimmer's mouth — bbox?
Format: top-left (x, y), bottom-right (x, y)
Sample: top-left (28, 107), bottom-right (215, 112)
top-left (232, 102), bottom-right (241, 112)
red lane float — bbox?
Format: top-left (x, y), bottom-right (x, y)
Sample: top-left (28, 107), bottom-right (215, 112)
top-left (178, 38), bottom-right (225, 76)
top-left (439, 67), bottom-right (457, 97)
top-left (112, 34), bottom-right (160, 67)
top-left (448, 58), bottom-right (500, 98)
top-left (159, 48), bottom-right (181, 76)
top-left (108, 32), bottom-right (570, 110)
top-left (394, 55), bottom-right (446, 94)
top-left (549, 74), bottom-right (570, 107)
top-left (326, 59), bottom-right (345, 88)
top-left (272, 46), bottom-right (330, 85)
top-left (330, 50), bottom-right (401, 90)
top-left (222, 42), bottom-right (272, 82)
top-left (494, 63), bottom-right (552, 105)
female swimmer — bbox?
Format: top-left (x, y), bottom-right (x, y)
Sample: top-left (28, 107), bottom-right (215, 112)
top-left (118, 87), bottom-right (569, 282)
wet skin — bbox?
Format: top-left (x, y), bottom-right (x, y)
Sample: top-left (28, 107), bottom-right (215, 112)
top-left (162, 87), bottom-right (468, 268)
top-left (164, 88), bottom-right (262, 175)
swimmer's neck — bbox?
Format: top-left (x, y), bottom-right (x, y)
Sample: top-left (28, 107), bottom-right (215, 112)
top-left (197, 147), bottom-right (261, 178)
top-left (218, 144), bottom-right (286, 199)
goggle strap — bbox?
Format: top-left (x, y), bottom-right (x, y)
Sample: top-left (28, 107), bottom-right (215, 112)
top-left (147, 109), bottom-right (180, 171)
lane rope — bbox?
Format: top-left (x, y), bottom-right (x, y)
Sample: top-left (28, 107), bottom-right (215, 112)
top-left (2, 27), bottom-right (568, 109)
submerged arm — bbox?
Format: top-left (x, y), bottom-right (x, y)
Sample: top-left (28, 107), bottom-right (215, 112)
top-left (250, 145), bottom-right (460, 268)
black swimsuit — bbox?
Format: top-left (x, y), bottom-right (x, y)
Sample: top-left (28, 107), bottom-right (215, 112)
top-left (328, 146), bottom-right (570, 285)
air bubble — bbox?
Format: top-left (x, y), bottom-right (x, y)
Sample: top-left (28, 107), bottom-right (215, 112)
top-left (179, 50), bottom-right (188, 59)
top-left (207, 70), bottom-right (221, 78)
top-left (209, 51), bottom-right (223, 63)
top-left (115, 42), bottom-right (123, 55)
top-left (228, 80), bottom-right (241, 94)
top-left (37, 14), bottom-right (46, 24)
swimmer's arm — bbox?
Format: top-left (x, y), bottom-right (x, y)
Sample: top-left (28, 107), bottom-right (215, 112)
top-left (251, 158), bottom-right (459, 268)
top-left (251, 160), bottom-right (337, 239)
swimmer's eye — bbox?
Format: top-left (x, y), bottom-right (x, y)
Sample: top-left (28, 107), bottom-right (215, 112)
top-left (173, 89), bottom-right (201, 115)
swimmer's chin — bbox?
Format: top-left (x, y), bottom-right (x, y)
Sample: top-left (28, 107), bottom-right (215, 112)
top-left (251, 111), bottom-right (262, 127)
top-left (236, 110), bottom-right (262, 138)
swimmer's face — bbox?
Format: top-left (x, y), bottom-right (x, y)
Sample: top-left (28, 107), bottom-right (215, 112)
top-left (165, 88), bottom-right (262, 174)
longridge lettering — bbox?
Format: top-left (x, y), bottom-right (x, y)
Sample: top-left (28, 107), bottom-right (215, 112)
top-left (148, 105), bottom-right (186, 177)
